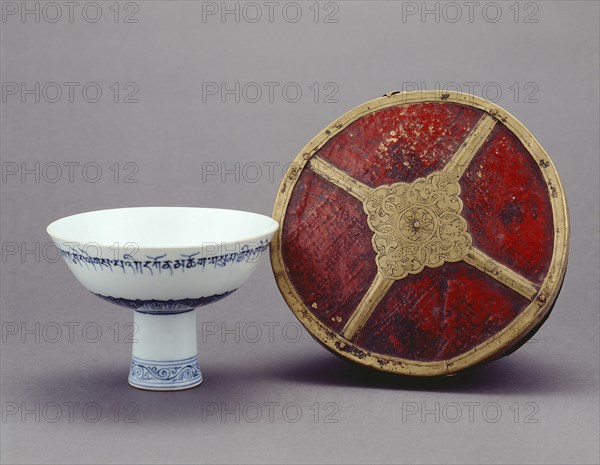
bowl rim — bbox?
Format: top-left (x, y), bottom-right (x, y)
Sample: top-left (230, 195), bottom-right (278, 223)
top-left (47, 206), bottom-right (280, 251)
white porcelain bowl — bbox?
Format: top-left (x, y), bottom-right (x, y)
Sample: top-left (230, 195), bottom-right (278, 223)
top-left (47, 207), bottom-right (279, 390)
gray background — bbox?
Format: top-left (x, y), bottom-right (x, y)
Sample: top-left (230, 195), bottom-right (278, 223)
top-left (1, 1), bottom-right (599, 464)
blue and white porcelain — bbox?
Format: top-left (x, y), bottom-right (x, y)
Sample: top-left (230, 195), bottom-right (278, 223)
top-left (47, 207), bottom-right (279, 391)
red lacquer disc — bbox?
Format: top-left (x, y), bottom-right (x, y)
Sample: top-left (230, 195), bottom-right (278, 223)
top-left (271, 91), bottom-right (569, 376)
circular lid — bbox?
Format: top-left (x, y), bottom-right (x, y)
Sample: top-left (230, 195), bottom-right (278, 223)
top-left (271, 91), bottom-right (569, 376)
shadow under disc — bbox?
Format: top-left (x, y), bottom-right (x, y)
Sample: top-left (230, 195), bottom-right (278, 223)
top-left (260, 349), bottom-right (586, 396)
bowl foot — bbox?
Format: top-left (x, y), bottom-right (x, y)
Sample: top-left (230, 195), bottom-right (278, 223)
top-left (128, 354), bottom-right (203, 391)
top-left (128, 309), bottom-right (202, 391)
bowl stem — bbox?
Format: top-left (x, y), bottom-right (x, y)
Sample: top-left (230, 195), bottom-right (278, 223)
top-left (128, 310), bottom-right (203, 391)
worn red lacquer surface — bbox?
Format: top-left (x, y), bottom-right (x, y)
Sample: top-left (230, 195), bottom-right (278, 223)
top-left (281, 102), bottom-right (554, 362)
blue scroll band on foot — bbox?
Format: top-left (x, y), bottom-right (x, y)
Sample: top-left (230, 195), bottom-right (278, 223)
top-left (128, 354), bottom-right (202, 390)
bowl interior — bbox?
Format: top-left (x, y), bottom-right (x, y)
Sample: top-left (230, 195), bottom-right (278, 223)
top-left (47, 207), bottom-right (279, 249)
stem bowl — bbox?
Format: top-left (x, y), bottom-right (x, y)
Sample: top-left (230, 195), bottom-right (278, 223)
top-left (47, 207), bottom-right (279, 390)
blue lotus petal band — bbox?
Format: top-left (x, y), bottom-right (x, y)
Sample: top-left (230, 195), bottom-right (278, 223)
top-left (93, 290), bottom-right (236, 313)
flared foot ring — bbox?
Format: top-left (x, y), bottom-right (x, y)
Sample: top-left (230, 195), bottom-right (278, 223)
top-left (128, 355), bottom-right (203, 391)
